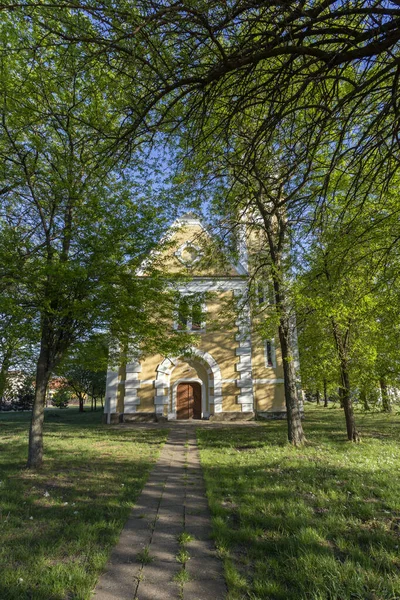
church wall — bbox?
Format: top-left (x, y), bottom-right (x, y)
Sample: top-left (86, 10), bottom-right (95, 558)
top-left (105, 213), bottom-right (293, 421)
top-left (136, 384), bottom-right (155, 412)
top-left (198, 291), bottom-right (239, 380)
top-left (154, 223), bottom-right (242, 278)
top-left (254, 383), bottom-right (285, 412)
top-left (251, 331), bottom-right (284, 380)
top-left (221, 382), bottom-right (240, 411)
top-left (138, 353), bottom-right (164, 382)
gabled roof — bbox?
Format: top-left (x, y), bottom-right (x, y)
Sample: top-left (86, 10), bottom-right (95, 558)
top-left (138, 212), bottom-right (248, 277)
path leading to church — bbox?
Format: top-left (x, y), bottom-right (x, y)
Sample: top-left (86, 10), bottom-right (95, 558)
top-left (93, 426), bottom-right (227, 600)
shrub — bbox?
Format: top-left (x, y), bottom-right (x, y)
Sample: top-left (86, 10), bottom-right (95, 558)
top-left (51, 388), bottom-right (70, 409)
top-left (14, 377), bottom-right (35, 411)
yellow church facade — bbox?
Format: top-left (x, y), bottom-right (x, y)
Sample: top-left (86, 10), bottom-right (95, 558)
top-left (104, 213), bottom-right (286, 422)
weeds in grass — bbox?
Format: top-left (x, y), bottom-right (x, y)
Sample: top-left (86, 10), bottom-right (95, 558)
top-left (137, 546), bottom-right (153, 565)
top-left (173, 568), bottom-right (191, 584)
top-left (177, 532), bottom-right (194, 545)
top-left (176, 549), bottom-right (190, 564)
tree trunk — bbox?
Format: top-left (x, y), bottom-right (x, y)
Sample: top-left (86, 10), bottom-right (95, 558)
top-left (254, 195), bottom-right (306, 446)
top-left (338, 385), bottom-right (344, 408)
top-left (379, 377), bottom-right (391, 412)
top-left (340, 362), bottom-right (359, 442)
top-left (79, 393), bottom-right (84, 412)
top-left (331, 318), bottom-right (359, 441)
top-left (0, 346), bottom-right (12, 405)
top-left (27, 335), bottom-right (52, 468)
top-left (278, 314), bottom-right (306, 446)
top-left (360, 388), bottom-right (370, 411)
top-left (316, 390), bottom-right (320, 405)
top-left (323, 379), bottom-right (328, 407)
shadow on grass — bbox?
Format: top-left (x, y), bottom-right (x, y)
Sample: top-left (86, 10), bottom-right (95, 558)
top-left (197, 407), bottom-right (400, 600)
top-left (0, 410), bottom-right (168, 600)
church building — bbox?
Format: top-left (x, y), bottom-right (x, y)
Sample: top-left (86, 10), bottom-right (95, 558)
top-left (104, 213), bottom-right (286, 422)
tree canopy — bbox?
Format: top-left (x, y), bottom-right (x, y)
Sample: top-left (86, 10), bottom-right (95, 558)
top-left (1, 1), bottom-right (400, 451)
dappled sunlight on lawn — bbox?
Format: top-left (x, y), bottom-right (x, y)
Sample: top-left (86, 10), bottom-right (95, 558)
top-left (0, 409), bottom-right (168, 600)
top-left (197, 406), bottom-right (400, 600)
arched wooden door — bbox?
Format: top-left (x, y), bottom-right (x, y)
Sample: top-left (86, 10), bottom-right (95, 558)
top-left (176, 382), bottom-right (202, 420)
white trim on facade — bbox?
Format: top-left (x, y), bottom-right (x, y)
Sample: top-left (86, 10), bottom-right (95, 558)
top-left (173, 277), bottom-right (247, 294)
top-left (174, 241), bottom-right (204, 266)
top-left (233, 287), bottom-right (255, 412)
top-left (123, 361), bottom-right (142, 413)
top-left (155, 347), bottom-right (222, 418)
top-left (105, 369), bottom-right (119, 419)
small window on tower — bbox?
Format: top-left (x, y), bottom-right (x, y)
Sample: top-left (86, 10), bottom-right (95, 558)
top-left (265, 339), bottom-right (276, 368)
top-left (256, 282), bottom-right (275, 305)
top-left (258, 284), bottom-right (266, 305)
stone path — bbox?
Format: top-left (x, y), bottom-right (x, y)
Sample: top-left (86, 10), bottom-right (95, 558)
top-left (93, 427), bottom-right (227, 600)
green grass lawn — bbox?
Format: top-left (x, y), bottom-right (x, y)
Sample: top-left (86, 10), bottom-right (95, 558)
top-left (0, 408), bottom-right (168, 600)
top-left (198, 405), bottom-right (400, 600)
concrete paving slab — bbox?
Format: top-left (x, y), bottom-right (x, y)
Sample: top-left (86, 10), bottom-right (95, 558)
top-left (184, 524), bottom-right (214, 541)
top-left (184, 537), bottom-right (217, 559)
top-left (93, 563), bottom-right (140, 600)
top-left (186, 557), bottom-right (224, 580)
top-left (183, 578), bottom-right (227, 600)
top-left (93, 426), bottom-right (226, 600)
top-left (136, 581), bottom-right (180, 600)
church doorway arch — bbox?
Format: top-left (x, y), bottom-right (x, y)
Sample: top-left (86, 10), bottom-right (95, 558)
top-left (155, 348), bottom-right (222, 419)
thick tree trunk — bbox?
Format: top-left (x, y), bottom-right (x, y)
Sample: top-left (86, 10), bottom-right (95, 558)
top-left (78, 393), bottom-right (84, 412)
top-left (278, 314), bottom-right (306, 446)
top-left (28, 336), bottom-right (52, 468)
top-left (323, 379), bottom-right (328, 407)
top-left (379, 378), bottom-right (391, 412)
top-left (316, 390), bottom-right (320, 405)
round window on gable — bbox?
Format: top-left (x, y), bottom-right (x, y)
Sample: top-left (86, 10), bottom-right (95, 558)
top-left (175, 242), bottom-right (203, 267)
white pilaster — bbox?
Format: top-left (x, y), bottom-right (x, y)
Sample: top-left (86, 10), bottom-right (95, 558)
top-left (234, 289), bottom-right (255, 412)
top-left (105, 369), bottom-right (119, 415)
top-left (124, 362), bottom-right (142, 413)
